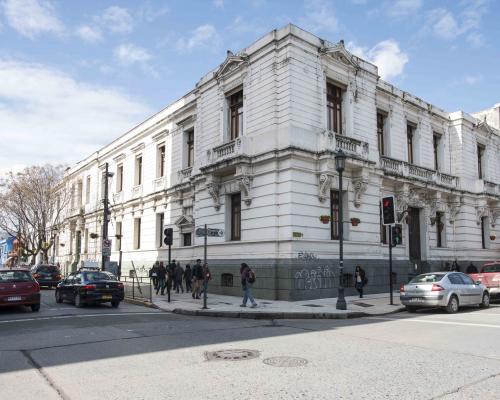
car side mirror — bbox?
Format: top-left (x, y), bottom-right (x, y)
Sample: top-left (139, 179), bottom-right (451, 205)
top-left (475, 281), bottom-right (481, 285)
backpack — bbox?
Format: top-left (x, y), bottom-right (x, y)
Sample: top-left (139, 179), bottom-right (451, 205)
top-left (248, 269), bottom-right (256, 284)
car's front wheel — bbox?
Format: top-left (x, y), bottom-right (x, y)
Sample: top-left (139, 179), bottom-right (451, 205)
top-left (31, 303), bottom-right (40, 312)
top-left (445, 295), bottom-right (459, 314)
top-left (479, 292), bottom-right (490, 309)
top-left (55, 290), bottom-right (63, 303)
top-left (405, 306), bottom-right (417, 313)
top-left (74, 293), bottom-right (83, 308)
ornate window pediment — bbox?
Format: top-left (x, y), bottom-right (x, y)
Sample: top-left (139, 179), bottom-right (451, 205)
top-left (320, 41), bottom-right (360, 70)
top-left (215, 51), bottom-right (249, 80)
top-left (175, 215), bottom-right (194, 228)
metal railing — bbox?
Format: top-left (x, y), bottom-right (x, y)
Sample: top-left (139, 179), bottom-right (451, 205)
top-left (120, 276), bottom-right (152, 303)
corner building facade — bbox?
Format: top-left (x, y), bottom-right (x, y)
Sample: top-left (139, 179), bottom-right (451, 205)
top-left (56, 25), bottom-right (500, 300)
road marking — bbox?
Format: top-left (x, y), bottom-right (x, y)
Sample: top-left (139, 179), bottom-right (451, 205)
top-left (0, 312), bottom-right (163, 324)
top-left (368, 316), bottom-right (500, 329)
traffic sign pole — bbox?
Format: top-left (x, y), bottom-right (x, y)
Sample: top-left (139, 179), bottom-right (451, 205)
top-left (389, 227), bottom-right (393, 305)
top-left (203, 224), bottom-right (208, 309)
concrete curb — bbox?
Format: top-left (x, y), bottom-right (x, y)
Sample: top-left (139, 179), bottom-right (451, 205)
top-left (169, 305), bottom-right (405, 319)
top-left (124, 297), bottom-right (159, 309)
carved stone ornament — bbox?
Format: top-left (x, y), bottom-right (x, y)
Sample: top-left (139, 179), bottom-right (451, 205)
top-left (476, 206), bottom-right (489, 225)
top-left (318, 174), bottom-right (331, 203)
top-left (352, 179), bottom-right (367, 208)
top-left (491, 208), bottom-right (500, 227)
top-left (238, 175), bottom-right (253, 206)
top-left (447, 199), bottom-right (462, 223)
top-left (207, 183), bottom-right (221, 211)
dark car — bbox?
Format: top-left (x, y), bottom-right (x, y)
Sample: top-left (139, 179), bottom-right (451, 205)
top-left (0, 268), bottom-right (41, 312)
top-left (31, 264), bottom-right (63, 288)
top-left (55, 270), bottom-right (124, 308)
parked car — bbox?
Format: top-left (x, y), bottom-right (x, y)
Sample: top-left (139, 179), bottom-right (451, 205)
top-left (55, 270), bottom-right (124, 308)
top-left (468, 261), bottom-right (500, 298)
top-left (31, 264), bottom-right (63, 288)
top-left (400, 272), bottom-right (490, 313)
top-left (0, 268), bottom-right (41, 312)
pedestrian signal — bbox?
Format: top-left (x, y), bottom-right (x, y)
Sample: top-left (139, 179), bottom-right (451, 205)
top-left (163, 227), bottom-right (173, 246)
top-left (391, 225), bottom-right (403, 246)
top-left (382, 196), bottom-right (396, 225)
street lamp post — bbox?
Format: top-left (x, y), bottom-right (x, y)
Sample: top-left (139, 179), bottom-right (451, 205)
top-left (101, 163), bottom-right (114, 271)
top-left (335, 149), bottom-right (347, 310)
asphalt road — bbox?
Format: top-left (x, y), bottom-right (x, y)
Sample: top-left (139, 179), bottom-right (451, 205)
top-left (1, 290), bottom-right (499, 399)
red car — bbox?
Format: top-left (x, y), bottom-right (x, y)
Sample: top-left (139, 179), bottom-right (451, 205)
top-left (469, 261), bottom-right (500, 298)
top-left (0, 268), bottom-right (41, 312)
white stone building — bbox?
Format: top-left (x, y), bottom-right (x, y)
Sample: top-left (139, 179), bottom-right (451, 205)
top-left (55, 25), bottom-right (500, 300)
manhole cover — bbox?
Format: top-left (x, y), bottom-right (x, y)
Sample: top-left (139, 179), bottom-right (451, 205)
top-left (352, 302), bottom-right (374, 308)
top-left (205, 349), bottom-right (260, 361)
top-left (302, 304), bottom-right (324, 307)
top-left (263, 356), bottom-right (308, 367)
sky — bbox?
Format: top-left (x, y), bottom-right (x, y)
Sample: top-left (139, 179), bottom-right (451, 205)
top-left (0, 0), bottom-right (499, 174)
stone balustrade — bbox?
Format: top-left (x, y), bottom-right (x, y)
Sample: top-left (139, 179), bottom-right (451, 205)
top-left (484, 180), bottom-right (500, 196)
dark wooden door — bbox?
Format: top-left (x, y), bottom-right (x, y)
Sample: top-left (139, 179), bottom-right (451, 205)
top-left (408, 207), bottom-right (421, 261)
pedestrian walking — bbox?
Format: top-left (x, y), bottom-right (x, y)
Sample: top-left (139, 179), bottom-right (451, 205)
top-left (166, 261), bottom-right (175, 302)
top-left (192, 259), bottom-right (203, 299)
top-left (175, 262), bottom-right (184, 293)
top-left (354, 265), bottom-right (367, 298)
top-left (451, 259), bottom-right (461, 272)
top-left (240, 262), bottom-right (257, 308)
top-left (466, 262), bottom-right (478, 274)
top-left (149, 262), bottom-right (158, 291)
top-left (156, 262), bottom-right (166, 296)
top-left (199, 263), bottom-right (211, 298)
top-left (184, 264), bottom-right (192, 292)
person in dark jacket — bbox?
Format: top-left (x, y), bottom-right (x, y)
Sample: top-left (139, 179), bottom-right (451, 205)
top-left (354, 265), bottom-right (367, 298)
top-left (149, 262), bottom-right (159, 291)
top-left (156, 262), bottom-right (166, 296)
top-left (175, 262), bottom-right (184, 293)
top-left (466, 262), bottom-right (478, 274)
top-left (184, 264), bottom-right (192, 292)
top-left (166, 261), bottom-right (175, 302)
top-left (240, 263), bottom-right (257, 308)
top-left (192, 259), bottom-right (203, 299)
top-left (451, 259), bottom-right (461, 272)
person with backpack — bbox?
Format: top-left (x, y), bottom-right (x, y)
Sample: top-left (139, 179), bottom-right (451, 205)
top-left (192, 259), bottom-right (203, 299)
top-left (354, 265), bottom-right (367, 298)
top-left (184, 264), bottom-right (193, 292)
top-left (240, 262), bottom-right (257, 308)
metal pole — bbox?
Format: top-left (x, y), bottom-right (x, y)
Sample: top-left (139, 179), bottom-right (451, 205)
top-left (118, 250), bottom-right (122, 279)
top-left (168, 244), bottom-right (171, 265)
top-left (336, 170), bottom-right (347, 310)
top-left (203, 223), bottom-right (208, 309)
top-left (102, 162), bottom-right (110, 271)
top-left (389, 227), bottom-right (394, 305)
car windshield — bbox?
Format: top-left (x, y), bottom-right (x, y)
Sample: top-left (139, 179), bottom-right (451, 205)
top-left (0, 270), bottom-right (34, 283)
top-left (482, 264), bottom-right (500, 273)
top-left (83, 272), bottom-right (116, 282)
top-left (38, 265), bottom-right (59, 273)
top-left (409, 273), bottom-right (446, 284)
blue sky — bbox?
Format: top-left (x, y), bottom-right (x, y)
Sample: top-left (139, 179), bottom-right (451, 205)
top-left (0, 0), bottom-right (499, 173)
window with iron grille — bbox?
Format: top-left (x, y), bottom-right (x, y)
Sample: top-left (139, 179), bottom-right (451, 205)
top-left (327, 83), bottom-right (342, 134)
top-left (330, 190), bottom-right (340, 240)
top-left (229, 90), bottom-right (243, 140)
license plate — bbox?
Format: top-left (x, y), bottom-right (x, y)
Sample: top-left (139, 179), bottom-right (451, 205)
top-left (102, 295), bottom-right (112, 300)
top-left (7, 296), bottom-right (22, 301)
top-left (409, 298), bottom-right (423, 303)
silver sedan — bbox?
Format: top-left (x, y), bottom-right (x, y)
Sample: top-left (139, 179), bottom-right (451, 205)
top-left (400, 272), bottom-right (490, 313)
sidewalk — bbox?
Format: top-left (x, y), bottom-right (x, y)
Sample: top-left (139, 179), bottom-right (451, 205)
top-left (151, 289), bottom-right (404, 319)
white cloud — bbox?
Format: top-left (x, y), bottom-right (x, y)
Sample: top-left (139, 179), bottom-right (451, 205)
top-left (2, 0), bottom-right (64, 38)
top-left (464, 75), bottom-right (483, 85)
top-left (388, 0), bottom-right (422, 18)
top-left (176, 25), bottom-right (219, 52)
top-left (97, 6), bottom-right (133, 34)
top-left (213, 0), bottom-right (224, 8)
top-left (227, 16), bottom-right (266, 35)
top-left (114, 44), bottom-right (152, 64)
top-left (76, 25), bottom-right (102, 43)
top-left (137, 2), bottom-right (168, 22)
top-left (466, 32), bottom-right (485, 48)
top-left (348, 40), bottom-right (409, 81)
top-left (300, 0), bottom-right (338, 33)
top-left (0, 59), bottom-right (151, 171)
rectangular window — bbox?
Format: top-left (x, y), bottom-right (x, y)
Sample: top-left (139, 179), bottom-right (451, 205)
top-left (85, 176), bottom-right (91, 204)
top-left (231, 193), bottom-right (241, 241)
top-left (183, 232), bottom-right (192, 247)
top-left (477, 145), bottom-right (484, 179)
top-left (77, 181), bottom-right (83, 207)
top-left (134, 218), bottom-right (141, 249)
top-left (115, 222), bottom-right (122, 251)
top-left (157, 145), bottom-right (166, 178)
top-left (116, 164), bottom-right (123, 192)
top-left (481, 216), bottom-right (486, 249)
top-left (135, 156), bottom-right (142, 186)
top-left (407, 124), bottom-right (414, 164)
top-left (433, 134), bottom-right (441, 171)
top-left (186, 130), bottom-right (194, 167)
top-left (327, 83), bottom-right (343, 134)
top-left (229, 90), bottom-right (243, 140)
top-left (156, 213), bottom-right (164, 248)
top-left (330, 190), bottom-right (340, 240)
top-left (377, 112), bottom-right (386, 156)
top-left (436, 212), bottom-right (444, 248)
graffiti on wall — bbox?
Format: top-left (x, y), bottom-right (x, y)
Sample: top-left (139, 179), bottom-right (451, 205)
top-left (297, 250), bottom-right (318, 261)
top-left (294, 266), bottom-right (335, 290)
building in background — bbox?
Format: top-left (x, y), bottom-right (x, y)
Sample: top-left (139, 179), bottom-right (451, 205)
top-left (56, 25), bottom-right (500, 300)
top-left (0, 236), bottom-right (16, 267)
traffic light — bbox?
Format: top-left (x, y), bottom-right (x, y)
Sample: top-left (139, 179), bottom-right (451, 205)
top-left (391, 225), bottom-right (403, 246)
top-left (382, 196), bottom-right (396, 225)
top-left (163, 228), bottom-right (173, 246)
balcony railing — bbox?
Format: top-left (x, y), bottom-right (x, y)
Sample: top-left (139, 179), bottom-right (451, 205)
top-left (484, 180), bottom-right (500, 196)
top-left (321, 133), bottom-right (369, 159)
top-left (153, 177), bottom-right (166, 192)
top-left (211, 137), bottom-right (247, 164)
top-left (380, 156), bottom-right (459, 188)
top-left (131, 185), bottom-right (143, 198)
top-left (177, 166), bottom-right (192, 182)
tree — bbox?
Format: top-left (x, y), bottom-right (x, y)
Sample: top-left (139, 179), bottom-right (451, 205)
top-left (0, 165), bottom-right (70, 264)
